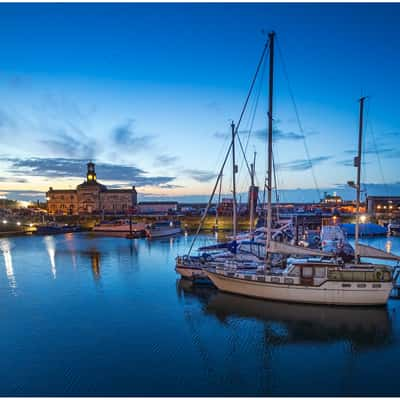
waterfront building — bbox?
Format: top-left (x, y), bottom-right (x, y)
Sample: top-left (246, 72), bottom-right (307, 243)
top-left (367, 195), bottom-right (400, 219)
top-left (46, 162), bottom-right (137, 215)
top-left (321, 191), bottom-right (343, 205)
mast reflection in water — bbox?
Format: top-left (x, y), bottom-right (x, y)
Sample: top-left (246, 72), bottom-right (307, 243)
top-left (177, 279), bottom-right (393, 351)
top-left (0, 233), bottom-right (399, 396)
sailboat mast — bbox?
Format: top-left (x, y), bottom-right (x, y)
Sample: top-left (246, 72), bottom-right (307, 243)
top-left (355, 96), bottom-right (366, 263)
top-left (249, 151), bottom-right (257, 235)
top-left (231, 121), bottom-right (238, 246)
top-left (266, 31), bottom-right (275, 251)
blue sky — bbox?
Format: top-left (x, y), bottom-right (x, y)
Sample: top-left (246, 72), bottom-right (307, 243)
top-left (0, 3), bottom-right (399, 203)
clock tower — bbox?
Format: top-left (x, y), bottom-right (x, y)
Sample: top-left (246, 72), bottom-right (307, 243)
top-left (86, 161), bottom-right (97, 183)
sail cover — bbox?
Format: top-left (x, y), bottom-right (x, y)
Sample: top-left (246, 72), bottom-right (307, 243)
top-left (357, 243), bottom-right (400, 261)
top-left (267, 240), bottom-right (333, 257)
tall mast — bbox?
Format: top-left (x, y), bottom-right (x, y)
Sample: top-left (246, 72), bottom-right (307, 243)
top-left (266, 31), bottom-right (275, 252)
top-left (354, 96), bottom-right (366, 263)
top-left (231, 121), bottom-right (238, 248)
top-left (249, 151), bottom-right (257, 235)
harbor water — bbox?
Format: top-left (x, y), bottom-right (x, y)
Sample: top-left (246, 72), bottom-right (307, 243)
top-left (1, 232), bottom-right (400, 396)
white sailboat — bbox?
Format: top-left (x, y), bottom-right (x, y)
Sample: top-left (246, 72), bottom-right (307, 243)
top-left (206, 32), bottom-right (399, 306)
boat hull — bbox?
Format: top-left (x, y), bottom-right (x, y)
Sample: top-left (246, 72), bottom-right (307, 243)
top-left (175, 265), bottom-right (208, 280)
top-left (146, 228), bottom-right (182, 238)
top-left (205, 270), bottom-right (392, 306)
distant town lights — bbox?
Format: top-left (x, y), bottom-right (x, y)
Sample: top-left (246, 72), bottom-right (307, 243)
top-left (17, 222), bottom-right (21, 226)
top-left (2, 220), bottom-right (7, 224)
top-left (360, 215), bottom-right (367, 223)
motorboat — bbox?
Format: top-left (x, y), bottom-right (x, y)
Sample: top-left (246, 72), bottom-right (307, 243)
top-left (146, 220), bottom-right (182, 238)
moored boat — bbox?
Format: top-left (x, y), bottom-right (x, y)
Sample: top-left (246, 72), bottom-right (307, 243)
top-left (146, 220), bottom-right (182, 238)
top-left (93, 219), bottom-right (146, 237)
top-left (205, 33), bottom-right (400, 306)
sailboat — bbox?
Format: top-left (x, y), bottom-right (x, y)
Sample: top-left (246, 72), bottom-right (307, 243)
top-left (176, 122), bottom-right (263, 281)
top-left (205, 32), bottom-right (399, 306)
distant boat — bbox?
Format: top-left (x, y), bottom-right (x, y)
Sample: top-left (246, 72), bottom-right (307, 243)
top-left (145, 220), bottom-right (182, 238)
top-left (35, 223), bottom-right (82, 235)
top-left (93, 219), bottom-right (146, 236)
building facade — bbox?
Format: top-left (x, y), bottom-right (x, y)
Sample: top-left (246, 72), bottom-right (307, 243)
top-left (367, 195), bottom-right (400, 219)
top-left (47, 162), bottom-right (137, 215)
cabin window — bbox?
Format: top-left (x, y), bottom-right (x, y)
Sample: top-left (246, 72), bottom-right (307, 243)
top-left (342, 283), bottom-right (351, 288)
top-left (353, 271), bottom-right (365, 281)
top-left (357, 283), bottom-right (367, 288)
top-left (302, 267), bottom-right (313, 278)
top-left (365, 271), bottom-right (375, 281)
top-left (271, 277), bottom-right (280, 283)
top-left (314, 267), bottom-right (326, 278)
top-left (384, 271), bottom-right (391, 281)
top-left (257, 276), bottom-right (265, 282)
top-left (372, 283), bottom-right (382, 288)
top-left (284, 278), bottom-right (294, 284)
top-left (328, 270), bottom-right (340, 280)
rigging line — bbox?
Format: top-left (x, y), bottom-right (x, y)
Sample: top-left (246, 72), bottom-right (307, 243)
top-left (235, 45), bottom-right (270, 179)
top-left (238, 55), bottom-right (266, 196)
top-left (187, 38), bottom-right (270, 255)
top-left (365, 102), bottom-right (389, 195)
top-left (276, 37), bottom-right (321, 199)
top-left (237, 53), bottom-right (267, 194)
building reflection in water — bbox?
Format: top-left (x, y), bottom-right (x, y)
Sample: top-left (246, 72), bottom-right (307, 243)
top-left (176, 278), bottom-right (393, 353)
top-left (90, 251), bottom-right (101, 279)
top-left (64, 232), bottom-right (77, 269)
top-left (0, 238), bottom-right (17, 292)
top-left (81, 249), bottom-right (101, 280)
top-left (44, 236), bottom-right (56, 279)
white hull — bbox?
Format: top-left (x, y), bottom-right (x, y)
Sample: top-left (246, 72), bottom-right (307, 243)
top-left (206, 270), bottom-right (392, 306)
top-left (147, 227), bottom-right (182, 238)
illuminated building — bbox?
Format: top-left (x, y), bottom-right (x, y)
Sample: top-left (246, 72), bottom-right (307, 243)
top-left (46, 162), bottom-right (137, 215)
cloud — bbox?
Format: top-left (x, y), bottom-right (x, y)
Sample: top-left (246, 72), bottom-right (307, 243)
top-left (2, 157), bottom-right (175, 187)
top-left (113, 119), bottom-right (154, 149)
top-left (155, 154), bottom-right (179, 166)
top-left (0, 190), bottom-right (46, 201)
top-left (344, 147), bottom-right (400, 159)
top-left (0, 177), bottom-right (27, 183)
top-left (41, 130), bottom-right (95, 159)
top-left (183, 169), bottom-right (217, 182)
top-left (213, 124), bottom-right (314, 142)
top-left (159, 183), bottom-right (184, 189)
top-left (277, 156), bottom-right (332, 171)
top-left (213, 131), bottom-right (230, 140)
top-left (254, 128), bottom-right (305, 142)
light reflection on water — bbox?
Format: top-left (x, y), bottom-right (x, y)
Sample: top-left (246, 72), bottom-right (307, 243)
top-left (0, 238), bottom-right (17, 293)
top-left (0, 232), bottom-right (399, 396)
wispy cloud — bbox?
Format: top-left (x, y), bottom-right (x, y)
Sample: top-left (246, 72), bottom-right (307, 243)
top-left (113, 119), bottom-right (154, 150)
top-left (183, 168), bottom-right (217, 182)
top-left (344, 147), bottom-right (400, 159)
top-left (41, 130), bottom-right (95, 159)
top-left (277, 156), bottom-right (332, 171)
top-left (1, 157), bottom-right (176, 187)
top-left (155, 154), bottom-right (179, 166)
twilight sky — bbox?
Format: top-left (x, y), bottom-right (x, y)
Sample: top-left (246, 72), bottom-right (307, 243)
top-left (0, 2), bottom-right (400, 203)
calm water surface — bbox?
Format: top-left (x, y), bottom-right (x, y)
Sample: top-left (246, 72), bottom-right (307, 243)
top-left (1, 232), bottom-right (400, 396)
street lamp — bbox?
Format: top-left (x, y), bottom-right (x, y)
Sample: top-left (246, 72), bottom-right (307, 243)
top-left (2, 220), bottom-right (7, 224)
top-left (360, 215), bottom-right (367, 223)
